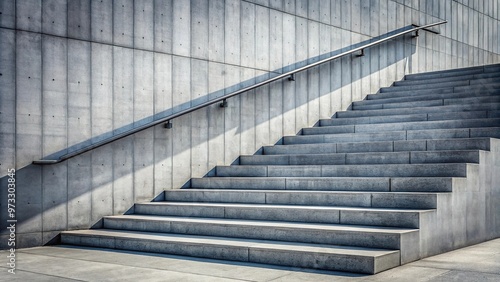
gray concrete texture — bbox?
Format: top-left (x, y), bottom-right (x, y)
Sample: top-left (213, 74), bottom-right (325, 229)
top-left (1, 0), bottom-right (500, 248)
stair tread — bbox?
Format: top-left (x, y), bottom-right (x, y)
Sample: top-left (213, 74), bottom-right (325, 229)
top-left (352, 96), bottom-right (500, 110)
top-left (242, 150), bottom-right (479, 157)
top-left (63, 229), bottom-right (400, 256)
top-left (358, 92), bottom-right (500, 105)
top-left (285, 127), bottom-right (500, 139)
top-left (137, 201), bottom-right (435, 213)
top-left (106, 215), bottom-right (419, 233)
top-left (268, 137), bottom-right (492, 150)
top-left (395, 71), bottom-right (500, 85)
top-left (336, 102), bottom-right (500, 118)
top-left (310, 117), bottom-right (500, 130)
top-left (170, 189), bottom-right (445, 194)
top-left (222, 163), bottom-right (467, 167)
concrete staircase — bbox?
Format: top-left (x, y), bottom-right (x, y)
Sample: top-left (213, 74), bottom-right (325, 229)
top-left (60, 64), bottom-right (500, 274)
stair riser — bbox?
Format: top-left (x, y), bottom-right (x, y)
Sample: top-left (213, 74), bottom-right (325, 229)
top-left (336, 103), bottom-right (500, 118)
top-left (369, 85), bottom-right (500, 101)
top-left (191, 177), bottom-right (453, 192)
top-left (395, 72), bottom-right (500, 86)
top-left (403, 65), bottom-right (500, 80)
top-left (61, 234), bottom-right (398, 274)
top-left (164, 191), bottom-right (438, 209)
top-left (380, 80), bottom-right (471, 93)
top-left (103, 218), bottom-right (413, 250)
top-left (404, 67), bottom-right (500, 80)
top-left (134, 204), bottom-right (424, 228)
top-left (404, 69), bottom-right (484, 80)
top-left (321, 111), bottom-right (499, 126)
top-left (403, 67), bottom-right (493, 80)
top-left (265, 138), bottom-right (491, 155)
top-left (284, 128), bottom-right (500, 144)
top-left (239, 151), bottom-right (479, 165)
top-left (369, 88), bottom-right (455, 100)
top-left (453, 83), bottom-right (500, 93)
top-left (352, 96), bottom-right (500, 110)
top-left (191, 177), bottom-right (391, 191)
top-left (357, 91), bottom-right (500, 106)
top-left (303, 119), bottom-right (500, 135)
top-left (382, 78), bottom-right (500, 93)
top-left (215, 164), bottom-right (467, 178)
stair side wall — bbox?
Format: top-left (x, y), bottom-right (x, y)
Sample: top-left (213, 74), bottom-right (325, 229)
top-left (417, 138), bottom-right (500, 259)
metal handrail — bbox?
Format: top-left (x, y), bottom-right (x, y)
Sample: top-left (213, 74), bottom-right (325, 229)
top-left (33, 20), bottom-right (446, 165)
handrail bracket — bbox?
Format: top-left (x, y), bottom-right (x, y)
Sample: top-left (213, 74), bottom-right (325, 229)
top-left (164, 120), bottom-right (173, 129)
top-left (219, 99), bottom-right (228, 108)
top-left (288, 73), bottom-right (295, 81)
top-left (357, 49), bottom-right (365, 57)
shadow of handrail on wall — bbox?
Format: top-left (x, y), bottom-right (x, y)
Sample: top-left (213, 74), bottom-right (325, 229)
top-left (38, 25), bottom-right (415, 163)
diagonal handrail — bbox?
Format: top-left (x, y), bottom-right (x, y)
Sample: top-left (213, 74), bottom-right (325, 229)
top-left (33, 21), bottom-right (447, 165)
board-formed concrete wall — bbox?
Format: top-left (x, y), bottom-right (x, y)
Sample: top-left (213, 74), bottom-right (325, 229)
top-left (1, 0), bottom-right (499, 248)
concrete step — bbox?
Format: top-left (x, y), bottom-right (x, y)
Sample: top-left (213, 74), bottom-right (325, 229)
top-left (238, 150), bottom-right (480, 165)
top-left (352, 95), bottom-right (500, 110)
top-left (355, 91), bottom-right (500, 107)
top-left (134, 202), bottom-right (435, 228)
top-left (380, 80), bottom-right (471, 93)
top-left (265, 138), bottom-right (492, 155)
top-left (453, 82), bottom-right (500, 93)
top-left (380, 78), bottom-right (500, 93)
top-left (164, 189), bottom-right (441, 209)
top-left (215, 163), bottom-right (467, 177)
top-left (336, 102), bottom-right (500, 118)
top-left (302, 118), bottom-right (500, 135)
top-left (190, 177), bottom-right (454, 192)
top-left (395, 72), bottom-right (500, 86)
top-left (102, 215), bottom-right (419, 252)
top-left (283, 128), bottom-right (500, 144)
top-left (367, 86), bottom-right (499, 101)
top-left (403, 64), bottom-right (500, 80)
top-left (321, 111), bottom-right (499, 126)
top-left (60, 229), bottom-right (401, 274)
top-left (190, 177), bottom-right (453, 192)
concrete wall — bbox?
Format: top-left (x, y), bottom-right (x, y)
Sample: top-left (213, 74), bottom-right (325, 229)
top-left (1, 0), bottom-right (499, 248)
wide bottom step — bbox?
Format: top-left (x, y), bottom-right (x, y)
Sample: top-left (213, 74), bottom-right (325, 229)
top-left (61, 229), bottom-right (400, 274)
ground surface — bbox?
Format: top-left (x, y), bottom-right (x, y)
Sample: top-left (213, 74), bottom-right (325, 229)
top-left (1, 238), bottom-right (499, 281)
